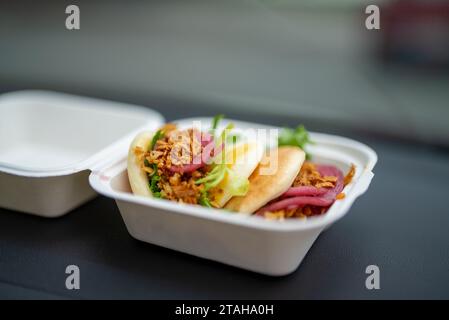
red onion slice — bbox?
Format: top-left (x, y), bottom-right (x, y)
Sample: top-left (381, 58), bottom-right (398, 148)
top-left (169, 140), bottom-right (224, 174)
top-left (282, 186), bottom-right (328, 197)
top-left (201, 132), bottom-right (213, 146)
top-left (195, 130), bottom-right (213, 147)
top-left (169, 163), bottom-right (203, 174)
top-left (316, 165), bottom-right (344, 200)
top-left (257, 196), bottom-right (334, 214)
top-left (257, 164), bottom-right (345, 215)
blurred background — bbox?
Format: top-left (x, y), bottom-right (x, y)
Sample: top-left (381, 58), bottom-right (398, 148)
top-left (1, 0), bottom-right (448, 145)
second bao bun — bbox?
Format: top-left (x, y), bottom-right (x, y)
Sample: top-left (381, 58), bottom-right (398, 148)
top-left (225, 146), bottom-right (305, 214)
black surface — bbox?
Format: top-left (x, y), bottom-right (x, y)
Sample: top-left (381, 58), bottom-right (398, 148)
top-left (1, 88), bottom-right (449, 299)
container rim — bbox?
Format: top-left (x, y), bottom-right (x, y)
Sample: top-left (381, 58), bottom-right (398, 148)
top-left (89, 118), bottom-right (378, 232)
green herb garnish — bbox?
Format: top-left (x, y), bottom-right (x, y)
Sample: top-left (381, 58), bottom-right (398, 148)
top-left (278, 125), bottom-right (312, 159)
top-left (211, 114), bottom-right (224, 132)
top-left (150, 129), bottom-right (164, 150)
top-left (149, 163), bottom-right (162, 198)
top-left (147, 131), bottom-right (164, 197)
top-left (199, 191), bottom-right (212, 208)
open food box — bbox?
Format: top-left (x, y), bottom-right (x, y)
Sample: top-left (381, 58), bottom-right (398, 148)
top-left (0, 90), bottom-right (377, 276)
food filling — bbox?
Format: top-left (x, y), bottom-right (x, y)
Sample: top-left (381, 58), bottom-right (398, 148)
top-left (258, 162), bottom-right (356, 220)
top-left (130, 117), bottom-right (357, 220)
top-left (133, 117), bottom-right (249, 208)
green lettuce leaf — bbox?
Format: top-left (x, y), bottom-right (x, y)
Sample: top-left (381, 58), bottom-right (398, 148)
top-left (148, 163), bottom-right (162, 198)
top-left (278, 124), bottom-right (312, 159)
top-left (150, 129), bottom-right (164, 150)
top-left (199, 192), bottom-right (212, 208)
top-left (211, 114), bottom-right (224, 132)
top-left (226, 168), bottom-right (249, 196)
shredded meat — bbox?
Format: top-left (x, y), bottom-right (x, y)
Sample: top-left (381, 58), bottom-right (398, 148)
top-left (163, 175), bottom-right (205, 204)
top-left (150, 127), bottom-right (203, 169)
top-left (292, 162), bottom-right (337, 189)
top-left (136, 125), bottom-right (209, 204)
top-left (264, 206), bottom-right (327, 220)
top-left (344, 164), bottom-right (356, 186)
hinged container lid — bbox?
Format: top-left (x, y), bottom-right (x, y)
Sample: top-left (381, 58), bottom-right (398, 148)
top-left (0, 90), bottom-right (165, 177)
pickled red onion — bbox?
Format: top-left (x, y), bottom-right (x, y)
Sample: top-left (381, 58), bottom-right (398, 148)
top-left (316, 165), bottom-right (344, 200)
top-left (257, 164), bottom-right (345, 214)
top-left (257, 196), bottom-right (334, 214)
top-left (169, 140), bottom-right (223, 174)
top-left (282, 186), bottom-right (328, 197)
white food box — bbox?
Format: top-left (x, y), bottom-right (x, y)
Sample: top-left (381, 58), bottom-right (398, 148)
top-left (0, 90), bottom-right (377, 276)
top-left (90, 118), bottom-right (377, 276)
top-left (0, 90), bottom-right (163, 217)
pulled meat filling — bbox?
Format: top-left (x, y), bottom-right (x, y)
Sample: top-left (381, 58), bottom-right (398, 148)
top-left (292, 162), bottom-right (338, 189)
top-left (135, 124), bottom-right (209, 204)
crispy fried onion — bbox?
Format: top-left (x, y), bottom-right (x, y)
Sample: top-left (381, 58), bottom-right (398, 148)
top-left (135, 124), bottom-right (218, 204)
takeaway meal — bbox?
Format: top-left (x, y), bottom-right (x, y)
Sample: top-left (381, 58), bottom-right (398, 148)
top-left (127, 116), bottom-right (355, 219)
top-left (127, 115), bottom-right (263, 208)
top-left (225, 148), bottom-right (355, 219)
